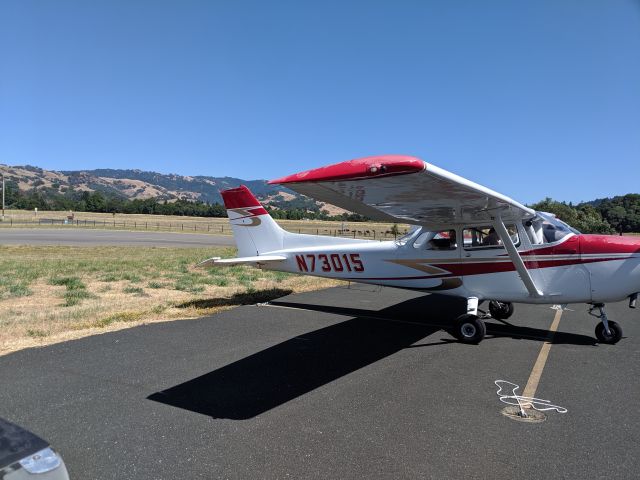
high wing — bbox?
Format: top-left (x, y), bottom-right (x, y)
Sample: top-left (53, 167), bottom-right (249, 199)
top-left (269, 155), bottom-right (534, 228)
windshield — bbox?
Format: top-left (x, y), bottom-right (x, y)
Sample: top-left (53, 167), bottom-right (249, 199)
top-left (538, 212), bottom-right (581, 235)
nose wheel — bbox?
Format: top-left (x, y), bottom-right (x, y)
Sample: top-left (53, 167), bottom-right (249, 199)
top-left (488, 301), bottom-right (514, 320)
top-left (595, 321), bottom-right (622, 344)
top-left (453, 314), bottom-right (486, 344)
top-left (589, 304), bottom-right (623, 344)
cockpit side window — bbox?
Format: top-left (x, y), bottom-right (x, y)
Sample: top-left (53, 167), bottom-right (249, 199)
top-left (410, 230), bottom-right (458, 250)
top-left (463, 225), bottom-right (519, 250)
top-left (427, 230), bottom-right (458, 250)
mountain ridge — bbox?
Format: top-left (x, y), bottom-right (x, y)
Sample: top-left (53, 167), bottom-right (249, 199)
top-left (0, 164), bottom-right (345, 214)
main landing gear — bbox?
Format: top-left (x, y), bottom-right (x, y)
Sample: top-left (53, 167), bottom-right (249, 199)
top-left (453, 299), bottom-right (516, 344)
top-left (589, 303), bottom-right (623, 344)
top-left (453, 314), bottom-right (486, 344)
top-left (454, 300), bottom-right (625, 345)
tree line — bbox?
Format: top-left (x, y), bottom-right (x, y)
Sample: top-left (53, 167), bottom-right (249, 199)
top-left (530, 195), bottom-right (640, 233)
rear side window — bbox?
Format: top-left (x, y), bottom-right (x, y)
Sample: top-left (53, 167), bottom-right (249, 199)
top-left (463, 225), bottom-right (519, 250)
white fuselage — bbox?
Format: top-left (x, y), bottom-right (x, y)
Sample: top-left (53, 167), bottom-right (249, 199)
top-left (260, 228), bottom-right (640, 305)
top-left (219, 186), bottom-right (640, 306)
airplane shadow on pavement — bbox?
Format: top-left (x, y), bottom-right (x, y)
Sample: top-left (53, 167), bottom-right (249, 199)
top-left (147, 294), bottom-right (595, 420)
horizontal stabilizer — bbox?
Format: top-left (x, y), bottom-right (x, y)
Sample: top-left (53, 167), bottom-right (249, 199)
top-left (197, 255), bottom-right (287, 268)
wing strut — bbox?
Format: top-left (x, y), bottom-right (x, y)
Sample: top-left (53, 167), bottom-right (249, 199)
top-left (492, 215), bottom-right (543, 297)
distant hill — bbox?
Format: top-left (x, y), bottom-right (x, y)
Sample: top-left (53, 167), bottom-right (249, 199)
top-left (0, 164), bottom-right (346, 215)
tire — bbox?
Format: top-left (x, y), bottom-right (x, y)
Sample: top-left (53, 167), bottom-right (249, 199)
top-left (454, 314), bottom-right (486, 344)
top-left (489, 301), bottom-right (514, 320)
top-left (595, 321), bottom-right (623, 344)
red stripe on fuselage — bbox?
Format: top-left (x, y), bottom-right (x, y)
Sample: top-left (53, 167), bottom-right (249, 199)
top-left (346, 255), bottom-right (635, 281)
top-left (580, 234), bottom-right (640, 254)
top-left (510, 234), bottom-right (640, 257)
top-left (432, 256), bottom-right (633, 278)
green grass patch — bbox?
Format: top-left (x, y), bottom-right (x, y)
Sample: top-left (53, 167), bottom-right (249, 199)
top-left (99, 272), bottom-right (142, 282)
top-left (236, 270), bottom-right (260, 289)
top-left (92, 317), bottom-right (114, 328)
top-left (174, 280), bottom-right (205, 293)
top-left (236, 271), bottom-right (260, 282)
top-left (147, 281), bottom-right (164, 289)
top-left (8, 283), bottom-right (33, 297)
top-left (123, 286), bottom-right (145, 296)
top-left (63, 289), bottom-right (95, 307)
top-left (94, 310), bottom-right (144, 328)
top-left (99, 273), bottom-right (120, 282)
top-left (174, 273), bottom-right (208, 293)
top-left (151, 304), bottom-right (167, 314)
top-left (26, 328), bottom-right (48, 338)
top-left (271, 271), bottom-right (291, 283)
top-left (49, 276), bottom-right (95, 306)
top-left (49, 276), bottom-right (86, 290)
top-left (122, 273), bottom-right (142, 283)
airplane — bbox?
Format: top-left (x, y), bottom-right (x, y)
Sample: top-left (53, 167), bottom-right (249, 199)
top-left (200, 155), bottom-right (640, 345)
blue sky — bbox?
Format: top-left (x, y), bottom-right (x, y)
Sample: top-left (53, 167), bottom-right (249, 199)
top-left (1, 0), bottom-right (639, 204)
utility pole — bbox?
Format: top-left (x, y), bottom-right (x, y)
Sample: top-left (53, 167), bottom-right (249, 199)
top-left (1, 172), bottom-right (4, 221)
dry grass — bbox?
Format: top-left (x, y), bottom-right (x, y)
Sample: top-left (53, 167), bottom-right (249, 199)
top-left (0, 209), bottom-right (409, 239)
top-left (0, 245), bottom-right (341, 356)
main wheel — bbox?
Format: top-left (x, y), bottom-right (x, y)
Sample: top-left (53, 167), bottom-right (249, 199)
top-left (489, 301), bottom-right (514, 320)
top-left (595, 321), bottom-right (623, 344)
top-left (453, 314), bottom-right (486, 344)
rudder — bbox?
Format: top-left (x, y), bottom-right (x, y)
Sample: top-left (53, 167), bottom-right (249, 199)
top-left (220, 185), bottom-right (285, 257)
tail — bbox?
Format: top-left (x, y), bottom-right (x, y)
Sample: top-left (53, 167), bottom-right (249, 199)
top-left (220, 185), bottom-right (285, 257)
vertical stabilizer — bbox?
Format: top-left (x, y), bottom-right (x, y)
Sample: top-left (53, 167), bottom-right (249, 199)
top-left (220, 186), bottom-right (285, 257)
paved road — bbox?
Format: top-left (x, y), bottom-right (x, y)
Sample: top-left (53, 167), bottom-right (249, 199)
top-left (0, 286), bottom-right (639, 479)
top-left (0, 228), bottom-right (234, 247)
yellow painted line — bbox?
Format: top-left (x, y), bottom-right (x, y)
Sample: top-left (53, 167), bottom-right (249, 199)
top-left (521, 308), bottom-right (563, 402)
